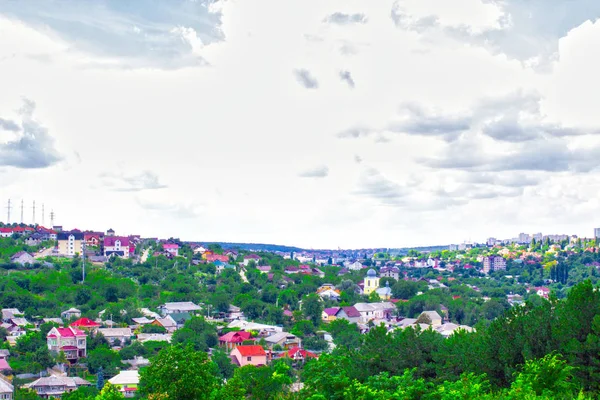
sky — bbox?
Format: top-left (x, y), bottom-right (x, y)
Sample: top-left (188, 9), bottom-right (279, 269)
top-left (1, 0), bottom-right (600, 249)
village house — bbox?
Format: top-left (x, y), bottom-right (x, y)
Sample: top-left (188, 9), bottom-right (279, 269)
top-left (24, 376), bottom-right (91, 398)
top-left (263, 332), bottom-right (301, 349)
top-left (158, 302), bottom-right (201, 316)
top-left (243, 254), bottom-right (261, 266)
top-left (10, 251), bottom-right (35, 266)
top-left (84, 232), bottom-right (103, 247)
top-left (418, 310), bottom-right (443, 327)
top-left (163, 243), bottom-right (179, 257)
top-left (335, 306), bottom-right (361, 324)
top-left (283, 347), bottom-right (318, 364)
top-left (0, 228), bottom-right (13, 238)
top-left (354, 302), bottom-right (395, 323)
top-left (104, 236), bottom-right (131, 258)
top-left (219, 331), bottom-right (254, 351)
top-left (151, 315), bottom-right (178, 333)
top-left (108, 370), bottom-right (139, 398)
top-left (36, 226), bottom-right (57, 241)
top-left (0, 376), bottom-right (13, 399)
top-left (380, 266), bottom-right (400, 280)
top-left (25, 233), bottom-right (44, 246)
top-left (98, 328), bottom-right (133, 346)
top-left (70, 318), bottom-right (100, 330)
top-left (231, 345), bottom-right (267, 367)
top-left (1, 309), bottom-right (22, 323)
top-left (47, 327), bottom-right (87, 362)
top-left (61, 308), bottom-right (82, 320)
top-left (322, 307), bottom-right (340, 322)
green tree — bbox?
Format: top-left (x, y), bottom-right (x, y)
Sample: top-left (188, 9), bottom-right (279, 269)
top-left (95, 383), bottom-right (124, 400)
top-left (139, 344), bottom-right (219, 400)
top-left (302, 293), bottom-right (323, 327)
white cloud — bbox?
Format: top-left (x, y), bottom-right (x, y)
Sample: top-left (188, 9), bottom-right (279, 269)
top-left (0, 0), bottom-right (599, 248)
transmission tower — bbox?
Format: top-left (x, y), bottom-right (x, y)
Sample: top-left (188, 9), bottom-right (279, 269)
top-left (50, 210), bottom-right (55, 227)
top-left (20, 200), bottom-right (24, 224)
top-left (42, 204), bottom-right (45, 226)
top-left (6, 199), bottom-right (11, 224)
top-left (32, 200), bottom-right (36, 225)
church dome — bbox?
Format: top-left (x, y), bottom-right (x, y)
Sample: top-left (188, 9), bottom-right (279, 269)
top-left (367, 268), bottom-right (377, 277)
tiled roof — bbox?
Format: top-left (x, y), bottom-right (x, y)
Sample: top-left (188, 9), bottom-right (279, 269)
top-left (70, 318), bottom-right (100, 328)
top-left (219, 331), bottom-right (253, 343)
top-left (235, 345), bottom-right (266, 357)
top-left (104, 236), bottom-right (130, 247)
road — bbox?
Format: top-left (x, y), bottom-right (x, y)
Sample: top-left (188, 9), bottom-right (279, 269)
top-left (141, 248), bottom-right (150, 263)
top-left (34, 246), bottom-right (55, 259)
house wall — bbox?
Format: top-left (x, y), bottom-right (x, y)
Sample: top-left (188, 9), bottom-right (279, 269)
top-left (231, 349), bottom-right (267, 367)
top-left (58, 237), bottom-right (83, 256)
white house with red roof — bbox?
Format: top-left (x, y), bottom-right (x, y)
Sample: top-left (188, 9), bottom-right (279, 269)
top-left (47, 326), bottom-right (87, 362)
top-left (163, 244), bottom-right (179, 257)
top-left (104, 236), bottom-right (131, 258)
top-left (0, 228), bottom-right (12, 238)
top-left (243, 254), bottom-right (261, 266)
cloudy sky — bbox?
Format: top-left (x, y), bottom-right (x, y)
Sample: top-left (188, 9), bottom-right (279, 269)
top-left (1, 0), bottom-right (600, 249)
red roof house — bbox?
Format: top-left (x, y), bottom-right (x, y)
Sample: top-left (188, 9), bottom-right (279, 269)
top-left (219, 331), bottom-right (253, 350)
top-left (231, 345), bottom-right (267, 367)
top-left (70, 318), bottom-right (100, 329)
top-left (285, 347), bottom-right (318, 362)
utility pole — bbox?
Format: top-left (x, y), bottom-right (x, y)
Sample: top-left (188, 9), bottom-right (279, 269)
top-left (82, 243), bottom-right (86, 284)
top-left (6, 199), bottom-right (11, 224)
top-left (20, 200), bottom-right (24, 224)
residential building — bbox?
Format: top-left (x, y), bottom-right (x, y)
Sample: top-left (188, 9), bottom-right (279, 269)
top-left (163, 244), bottom-right (179, 257)
top-left (380, 266), bottom-right (399, 280)
top-left (0, 376), bottom-right (13, 399)
top-left (47, 327), bottom-right (87, 362)
top-left (10, 252), bottom-right (34, 266)
top-left (418, 310), bottom-right (443, 327)
top-left (334, 306), bottom-right (361, 324)
top-left (61, 308), bottom-right (81, 320)
top-left (283, 347), bottom-right (318, 363)
top-left (263, 332), bottom-right (300, 349)
top-left (0, 228), bottom-right (12, 238)
top-left (322, 307), bottom-right (340, 322)
top-left (104, 236), bottom-right (130, 259)
top-left (57, 231), bottom-right (84, 256)
top-left (231, 345), bottom-right (267, 367)
top-left (24, 376), bottom-right (91, 398)
top-left (482, 256), bottom-right (507, 274)
top-left (158, 302), bottom-right (201, 315)
top-left (595, 228), bottom-right (600, 239)
top-left (354, 302), bottom-right (395, 323)
top-left (363, 269), bottom-right (380, 295)
top-left (70, 318), bottom-right (100, 330)
top-left (151, 316), bottom-right (177, 333)
top-left (98, 328), bottom-right (132, 346)
top-left (84, 232), bottom-right (103, 247)
top-left (108, 370), bottom-right (139, 398)
top-left (243, 254), bottom-right (261, 266)
top-left (346, 261), bottom-right (364, 271)
top-left (219, 331), bottom-right (254, 350)
top-left (1, 309), bottom-right (21, 322)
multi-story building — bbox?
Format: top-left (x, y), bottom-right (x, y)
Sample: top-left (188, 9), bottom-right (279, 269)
top-left (104, 236), bottom-right (130, 258)
top-left (518, 233), bottom-right (531, 244)
top-left (24, 376), bottom-right (91, 398)
top-left (482, 256), bottom-right (507, 274)
top-left (46, 326), bottom-right (87, 362)
top-left (595, 228), bottom-right (600, 239)
top-left (380, 266), bottom-right (400, 280)
top-left (57, 231), bottom-right (84, 256)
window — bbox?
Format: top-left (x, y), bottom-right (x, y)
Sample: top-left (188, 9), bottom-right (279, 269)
top-left (247, 357), bottom-right (251, 361)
